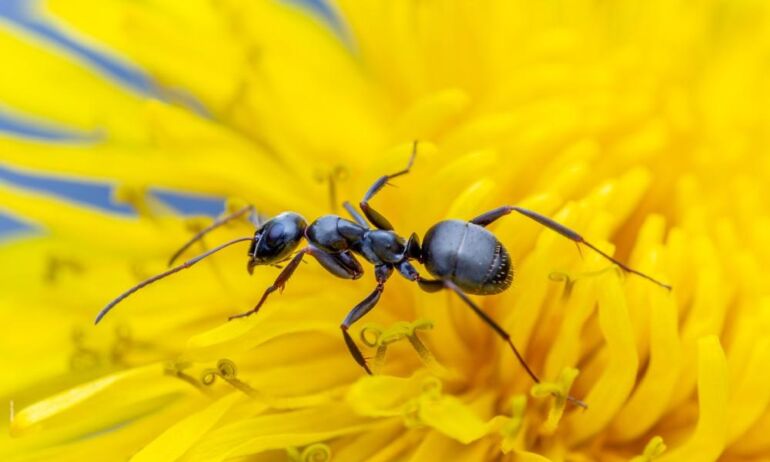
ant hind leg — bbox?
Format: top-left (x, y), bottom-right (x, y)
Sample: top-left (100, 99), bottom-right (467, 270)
top-left (440, 280), bottom-right (587, 409)
top-left (470, 205), bottom-right (671, 290)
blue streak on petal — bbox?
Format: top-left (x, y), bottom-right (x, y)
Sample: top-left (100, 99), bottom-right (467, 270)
top-left (0, 1), bottom-right (215, 119)
top-left (285, 0), bottom-right (353, 48)
top-left (0, 165), bottom-right (135, 215)
top-left (0, 0), bottom-right (159, 98)
top-left (287, 0), bottom-right (340, 30)
top-left (153, 189), bottom-right (224, 217)
top-left (0, 107), bottom-right (97, 141)
top-left (0, 165), bottom-right (226, 218)
top-left (0, 212), bottom-right (35, 241)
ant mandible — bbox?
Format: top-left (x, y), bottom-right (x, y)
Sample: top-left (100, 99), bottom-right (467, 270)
top-left (95, 141), bottom-right (671, 408)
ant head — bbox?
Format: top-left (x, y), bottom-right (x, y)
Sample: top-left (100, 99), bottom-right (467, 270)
top-left (248, 212), bottom-right (307, 273)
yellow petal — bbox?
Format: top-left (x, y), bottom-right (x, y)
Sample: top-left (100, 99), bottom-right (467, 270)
top-left (669, 236), bottom-right (730, 408)
top-left (390, 88), bottom-right (471, 141)
top-left (44, 0), bottom-right (246, 112)
top-left (725, 300), bottom-right (770, 445)
top-left (11, 363), bottom-right (189, 436)
top-left (130, 392), bottom-right (241, 462)
top-left (0, 24), bottom-right (146, 141)
top-left (658, 336), bottom-right (728, 462)
top-left (407, 432), bottom-right (492, 462)
top-left (182, 291), bottom-right (358, 361)
top-left (566, 270), bottom-right (638, 445)
top-left (609, 286), bottom-right (682, 442)
top-left (183, 405), bottom-right (371, 462)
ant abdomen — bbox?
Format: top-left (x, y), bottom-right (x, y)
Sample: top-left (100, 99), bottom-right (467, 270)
top-left (422, 220), bottom-right (513, 295)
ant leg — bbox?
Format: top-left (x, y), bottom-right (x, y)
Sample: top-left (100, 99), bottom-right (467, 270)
top-left (343, 201), bottom-right (369, 228)
top-left (417, 278), bottom-right (444, 293)
top-left (396, 261), bottom-right (586, 406)
top-left (229, 247), bottom-right (309, 320)
top-left (441, 280), bottom-right (539, 383)
top-left (312, 250), bottom-right (364, 280)
top-left (395, 260), bottom-right (443, 292)
top-left (231, 248), bottom-right (364, 320)
top-left (399, 262), bottom-right (536, 381)
top-left (341, 265), bottom-right (393, 374)
top-left (471, 206), bottom-right (671, 290)
top-left (359, 141), bottom-right (418, 230)
top-left (442, 280), bottom-right (587, 409)
top-left (169, 204), bottom-right (256, 267)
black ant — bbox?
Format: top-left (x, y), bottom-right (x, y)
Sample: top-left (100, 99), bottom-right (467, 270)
top-left (96, 141), bottom-right (670, 408)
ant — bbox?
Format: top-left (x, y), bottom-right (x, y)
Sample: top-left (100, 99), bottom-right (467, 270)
top-left (96, 141), bottom-right (670, 408)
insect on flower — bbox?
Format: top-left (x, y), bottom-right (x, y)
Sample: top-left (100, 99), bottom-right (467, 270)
top-left (95, 141), bottom-right (671, 408)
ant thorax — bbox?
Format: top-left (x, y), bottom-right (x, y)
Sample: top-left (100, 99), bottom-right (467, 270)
top-left (353, 229), bottom-right (408, 265)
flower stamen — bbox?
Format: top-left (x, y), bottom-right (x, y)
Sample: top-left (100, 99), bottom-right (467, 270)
top-left (113, 184), bottom-right (171, 219)
top-left (286, 443), bottom-right (332, 462)
top-left (164, 360), bottom-right (212, 395)
top-left (400, 377), bottom-right (443, 428)
top-left (200, 358), bottom-right (258, 398)
top-left (45, 255), bottom-right (84, 284)
top-left (69, 327), bottom-right (101, 371)
top-left (531, 367), bottom-right (581, 434)
top-left (360, 319), bottom-right (449, 375)
top-left (499, 395), bottom-right (528, 453)
top-left (549, 266), bottom-right (621, 299)
top-left (314, 164), bottom-right (349, 212)
top-left (70, 325), bottom-right (139, 371)
top-left (630, 436), bottom-right (667, 462)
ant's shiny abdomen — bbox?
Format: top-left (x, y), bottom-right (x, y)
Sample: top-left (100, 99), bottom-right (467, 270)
top-left (422, 220), bottom-right (513, 295)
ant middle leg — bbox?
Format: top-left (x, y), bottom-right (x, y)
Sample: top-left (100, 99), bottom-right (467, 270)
top-left (341, 265), bottom-right (393, 374)
top-left (169, 204), bottom-right (256, 267)
top-left (358, 141), bottom-right (418, 230)
top-left (470, 206), bottom-right (671, 290)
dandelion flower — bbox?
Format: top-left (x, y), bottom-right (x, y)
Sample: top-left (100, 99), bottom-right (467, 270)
top-left (2, 1), bottom-right (770, 461)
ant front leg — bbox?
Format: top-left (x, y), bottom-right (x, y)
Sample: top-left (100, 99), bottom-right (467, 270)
top-left (229, 247), bottom-right (309, 320)
top-left (358, 141), bottom-right (418, 231)
top-left (341, 265), bottom-right (393, 374)
top-left (471, 206), bottom-right (671, 290)
top-left (230, 247), bottom-right (364, 320)
top-left (169, 204), bottom-right (256, 267)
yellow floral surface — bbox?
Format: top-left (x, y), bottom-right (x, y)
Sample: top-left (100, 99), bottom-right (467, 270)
top-left (1, 1), bottom-right (770, 461)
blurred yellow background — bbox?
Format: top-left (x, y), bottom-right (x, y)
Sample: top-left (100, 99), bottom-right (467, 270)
top-left (1, 1), bottom-right (769, 461)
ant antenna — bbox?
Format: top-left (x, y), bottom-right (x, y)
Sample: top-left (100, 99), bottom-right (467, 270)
top-left (95, 236), bottom-right (254, 324)
top-left (168, 205), bottom-right (255, 267)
